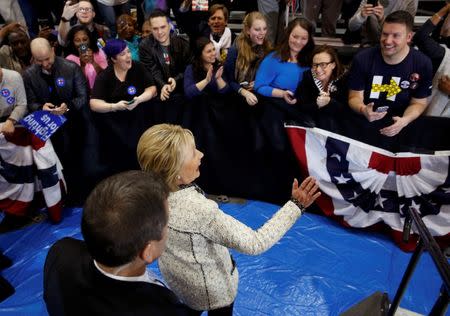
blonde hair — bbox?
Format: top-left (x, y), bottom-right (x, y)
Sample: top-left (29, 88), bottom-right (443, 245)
top-left (137, 124), bottom-right (195, 191)
top-left (235, 12), bottom-right (272, 82)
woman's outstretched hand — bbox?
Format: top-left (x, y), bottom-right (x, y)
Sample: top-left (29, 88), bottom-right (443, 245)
top-left (291, 176), bottom-right (321, 209)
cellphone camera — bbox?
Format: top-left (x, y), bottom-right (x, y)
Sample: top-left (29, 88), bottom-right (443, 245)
top-left (79, 43), bottom-right (88, 54)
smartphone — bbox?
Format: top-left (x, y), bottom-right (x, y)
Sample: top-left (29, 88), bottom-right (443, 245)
top-left (127, 100), bottom-right (135, 105)
top-left (375, 106), bottom-right (389, 112)
top-left (79, 43), bottom-right (88, 54)
top-left (367, 0), bottom-right (378, 5)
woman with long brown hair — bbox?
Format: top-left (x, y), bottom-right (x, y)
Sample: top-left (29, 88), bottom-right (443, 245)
top-left (254, 17), bottom-right (315, 104)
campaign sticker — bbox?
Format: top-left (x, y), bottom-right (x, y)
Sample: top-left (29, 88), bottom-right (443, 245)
top-left (6, 97), bottom-right (15, 105)
top-left (400, 80), bottom-right (410, 89)
top-left (127, 85), bottom-right (137, 95)
top-left (410, 82), bottom-right (418, 90)
top-left (1, 88), bottom-right (10, 97)
top-left (55, 77), bottom-right (65, 87)
top-left (409, 73), bottom-right (420, 82)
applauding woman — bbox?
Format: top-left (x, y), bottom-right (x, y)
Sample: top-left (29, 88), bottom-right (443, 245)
top-left (184, 37), bottom-right (229, 99)
top-left (296, 45), bottom-right (348, 131)
top-left (90, 39), bottom-right (157, 176)
top-left (137, 123), bottom-right (321, 316)
top-left (255, 18), bottom-right (314, 105)
top-left (224, 11), bottom-right (272, 106)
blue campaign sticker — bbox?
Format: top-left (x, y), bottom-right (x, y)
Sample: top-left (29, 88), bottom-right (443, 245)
top-left (55, 77), bottom-right (66, 87)
top-left (19, 110), bottom-right (67, 142)
top-left (127, 85), bottom-right (137, 95)
top-left (6, 97), bottom-right (15, 105)
top-left (1, 88), bottom-right (11, 98)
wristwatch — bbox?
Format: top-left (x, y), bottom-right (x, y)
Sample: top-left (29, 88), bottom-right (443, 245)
top-left (61, 16), bottom-right (70, 23)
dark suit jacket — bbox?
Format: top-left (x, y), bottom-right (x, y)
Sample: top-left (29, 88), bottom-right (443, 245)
top-left (44, 237), bottom-right (189, 316)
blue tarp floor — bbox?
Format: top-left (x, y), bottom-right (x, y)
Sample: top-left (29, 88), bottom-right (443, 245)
top-left (0, 200), bottom-right (447, 315)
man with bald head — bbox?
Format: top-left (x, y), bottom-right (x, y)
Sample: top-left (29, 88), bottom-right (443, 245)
top-left (23, 37), bottom-right (89, 205)
top-left (58, 0), bottom-right (111, 46)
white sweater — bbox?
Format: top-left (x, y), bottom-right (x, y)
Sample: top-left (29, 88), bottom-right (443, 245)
top-left (159, 186), bottom-right (302, 310)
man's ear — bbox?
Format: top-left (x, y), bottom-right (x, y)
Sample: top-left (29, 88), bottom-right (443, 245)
top-left (406, 31), bottom-right (413, 44)
top-left (140, 242), bottom-right (157, 264)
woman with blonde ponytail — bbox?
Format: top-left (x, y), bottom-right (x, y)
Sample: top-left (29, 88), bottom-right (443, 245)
top-left (224, 11), bottom-right (272, 105)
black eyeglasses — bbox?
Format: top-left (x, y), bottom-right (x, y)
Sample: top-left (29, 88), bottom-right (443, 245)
top-left (312, 61), bottom-right (333, 69)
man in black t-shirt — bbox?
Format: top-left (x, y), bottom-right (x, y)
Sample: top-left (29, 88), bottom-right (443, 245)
top-left (348, 11), bottom-right (432, 138)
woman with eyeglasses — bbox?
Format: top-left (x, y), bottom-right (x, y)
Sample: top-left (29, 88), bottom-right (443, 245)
top-left (295, 45), bottom-right (349, 132)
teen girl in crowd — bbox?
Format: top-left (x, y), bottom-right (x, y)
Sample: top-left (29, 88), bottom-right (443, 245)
top-left (224, 11), bottom-right (272, 106)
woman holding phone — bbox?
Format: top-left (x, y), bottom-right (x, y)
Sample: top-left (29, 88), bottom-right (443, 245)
top-left (90, 39), bottom-right (157, 176)
top-left (65, 24), bottom-right (107, 90)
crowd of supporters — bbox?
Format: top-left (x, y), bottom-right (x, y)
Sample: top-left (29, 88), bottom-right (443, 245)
top-left (0, 0), bottom-right (449, 312)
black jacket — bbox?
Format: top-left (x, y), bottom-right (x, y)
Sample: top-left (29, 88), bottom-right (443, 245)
top-left (44, 238), bottom-right (190, 316)
top-left (22, 56), bottom-right (88, 113)
top-left (139, 35), bottom-right (191, 91)
top-left (296, 70), bottom-right (350, 132)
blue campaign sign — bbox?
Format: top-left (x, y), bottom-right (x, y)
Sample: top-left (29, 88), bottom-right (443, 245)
top-left (19, 110), bottom-right (67, 141)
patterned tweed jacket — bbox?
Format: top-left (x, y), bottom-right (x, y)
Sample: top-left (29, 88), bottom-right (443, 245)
top-left (159, 185), bottom-right (302, 311)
